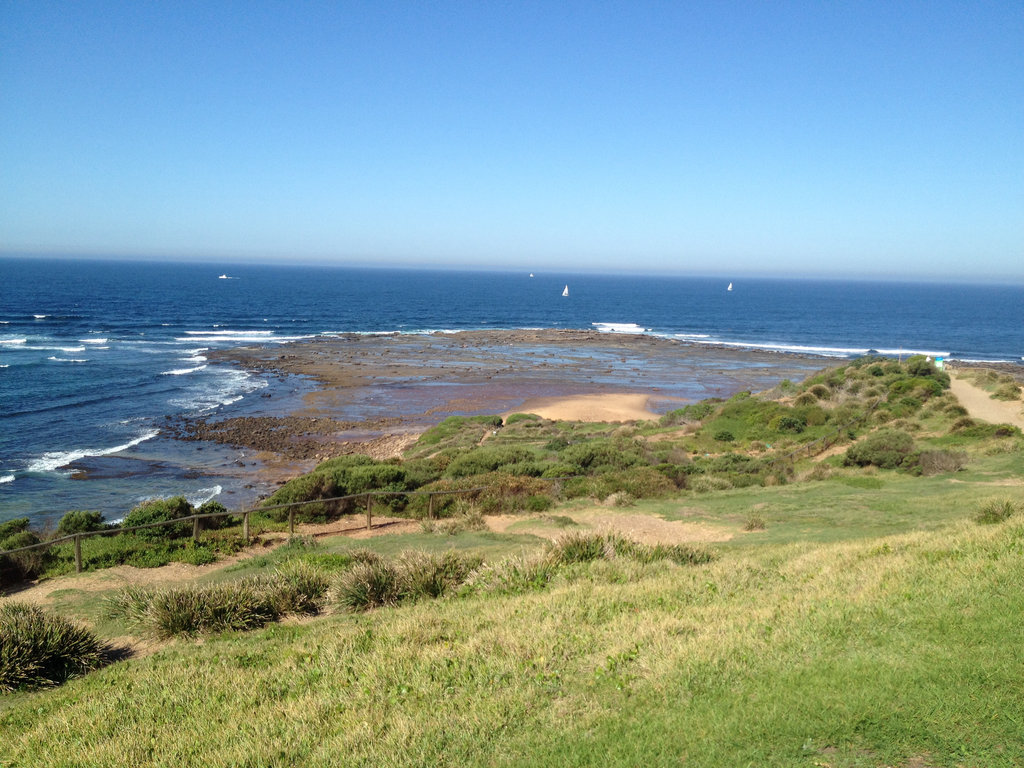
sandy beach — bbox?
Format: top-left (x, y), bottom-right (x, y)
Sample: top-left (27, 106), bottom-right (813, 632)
top-left (167, 330), bottom-right (826, 472)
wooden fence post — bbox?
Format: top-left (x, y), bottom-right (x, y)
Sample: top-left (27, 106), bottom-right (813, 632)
top-left (192, 514), bottom-right (201, 542)
top-left (74, 534), bottom-right (82, 574)
top-left (289, 508), bottom-right (295, 538)
top-left (242, 511), bottom-right (250, 544)
top-left (365, 494), bottom-right (373, 529)
top-left (427, 493), bottom-right (434, 520)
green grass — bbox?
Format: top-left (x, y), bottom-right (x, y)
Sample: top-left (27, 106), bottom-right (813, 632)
top-left (2, 513), bottom-right (1022, 766)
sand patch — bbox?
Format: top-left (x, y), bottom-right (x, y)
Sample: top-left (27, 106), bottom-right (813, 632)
top-left (487, 509), bottom-right (733, 544)
top-left (509, 393), bottom-right (657, 423)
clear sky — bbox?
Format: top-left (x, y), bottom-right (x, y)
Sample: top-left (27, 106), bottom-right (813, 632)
top-left (1, 1), bottom-right (1022, 280)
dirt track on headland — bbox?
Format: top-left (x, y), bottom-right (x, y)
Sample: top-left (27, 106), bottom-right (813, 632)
top-left (949, 374), bottom-right (1024, 428)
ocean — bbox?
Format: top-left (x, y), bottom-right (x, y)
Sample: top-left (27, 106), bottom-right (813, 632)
top-left (2, 257), bottom-right (1022, 526)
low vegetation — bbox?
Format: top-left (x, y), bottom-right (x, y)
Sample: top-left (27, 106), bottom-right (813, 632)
top-left (0, 602), bottom-right (107, 692)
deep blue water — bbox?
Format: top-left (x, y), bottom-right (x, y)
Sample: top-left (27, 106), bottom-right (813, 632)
top-left (2, 257), bottom-right (1022, 524)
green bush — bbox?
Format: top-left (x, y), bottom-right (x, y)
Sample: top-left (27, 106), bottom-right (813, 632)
top-left (0, 602), bottom-right (105, 691)
top-left (0, 529), bottom-right (48, 584)
top-left (56, 510), bottom-right (107, 536)
top-left (713, 430), bottom-right (735, 442)
top-left (993, 381), bottom-right (1022, 401)
top-left (122, 496), bottom-right (194, 540)
top-left (526, 494), bottom-right (554, 512)
top-left (844, 429), bottom-right (916, 469)
top-left (196, 500), bottom-right (233, 530)
top-left (0, 518), bottom-right (31, 540)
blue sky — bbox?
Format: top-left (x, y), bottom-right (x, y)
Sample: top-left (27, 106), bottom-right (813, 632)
top-left (1, 1), bottom-right (1021, 280)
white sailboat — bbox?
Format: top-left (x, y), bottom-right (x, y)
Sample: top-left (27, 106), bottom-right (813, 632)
top-left (727, 282), bottom-right (733, 291)
top-left (562, 285), bottom-right (569, 297)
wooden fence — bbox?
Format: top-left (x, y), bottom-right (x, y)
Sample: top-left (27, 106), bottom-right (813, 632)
top-left (0, 487), bottom-right (487, 574)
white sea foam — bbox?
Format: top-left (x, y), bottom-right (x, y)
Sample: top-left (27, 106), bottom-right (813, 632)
top-left (592, 322), bottom-right (651, 334)
top-left (27, 430), bottom-right (161, 473)
top-left (48, 356), bottom-right (89, 363)
top-left (176, 332), bottom-right (308, 344)
top-left (949, 357), bottom-right (1019, 364)
top-left (161, 365), bottom-right (208, 376)
top-left (0, 474), bottom-right (15, 484)
top-left (80, 337), bottom-right (108, 344)
top-left (169, 368), bottom-right (267, 413)
top-left (181, 355), bottom-right (208, 363)
top-left (0, 364), bottom-right (8, 368)
top-left (0, 338), bottom-right (27, 346)
top-left (674, 333), bottom-right (712, 340)
top-left (23, 344), bottom-right (87, 353)
top-left (187, 485), bottom-right (223, 507)
top-left (34, 314), bottom-right (48, 319)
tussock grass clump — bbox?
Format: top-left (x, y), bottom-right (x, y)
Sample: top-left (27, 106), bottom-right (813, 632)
top-left (460, 552), bottom-right (558, 595)
top-left (333, 560), bottom-right (402, 611)
top-left (397, 551), bottom-right (483, 601)
top-left (146, 582), bottom-right (280, 638)
top-left (744, 513), bottom-right (766, 531)
top-left (544, 531), bottom-right (714, 568)
top-left (974, 497), bottom-right (1021, 525)
top-left (0, 601), bottom-right (105, 691)
top-left (108, 562), bottom-right (332, 638)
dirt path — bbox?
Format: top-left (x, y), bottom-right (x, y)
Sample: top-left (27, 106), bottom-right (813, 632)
top-left (486, 508), bottom-right (734, 544)
top-left (949, 374), bottom-right (1024, 428)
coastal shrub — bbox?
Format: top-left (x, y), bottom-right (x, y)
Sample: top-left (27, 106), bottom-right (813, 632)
top-left (993, 381), bottom-right (1022, 400)
top-left (973, 498), bottom-right (1020, 524)
top-left (659, 399), bottom-right (721, 426)
top-left (196, 500), bottom-right (233, 530)
top-left (601, 467), bottom-right (676, 499)
top-left (0, 529), bottom-right (48, 584)
top-left (793, 392), bottom-right (818, 407)
top-left (56, 510), bottom-right (107, 536)
top-left (844, 429), bottom-right (916, 469)
top-left (504, 413), bottom-right (540, 425)
top-left (691, 475), bottom-right (733, 493)
top-left (0, 518), bottom-right (31, 541)
top-left (122, 496), bottom-right (194, 540)
top-left (713, 430), bottom-right (735, 442)
top-left (540, 462), bottom-right (582, 478)
top-left (526, 494), bottom-right (554, 512)
top-left (918, 450), bottom-right (968, 476)
top-left (443, 446), bottom-right (535, 478)
top-left (0, 602), bottom-right (106, 691)
top-left (769, 415), bottom-right (805, 434)
top-left (560, 440), bottom-right (644, 471)
top-left (808, 384), bottom-right (831, 400)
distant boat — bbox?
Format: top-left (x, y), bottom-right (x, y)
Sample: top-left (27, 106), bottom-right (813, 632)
top-left (529, 273), bottom-right (534, 278)
top-left (562, 285), bottom-right (569, 297)
top-left (218, 274), bottom-right (229, 279)
top-left (727, 282), bottom-right (733, 291)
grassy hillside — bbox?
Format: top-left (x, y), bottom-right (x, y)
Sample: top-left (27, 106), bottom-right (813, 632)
top-left (2, 357), bottom-right (1023, 766)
